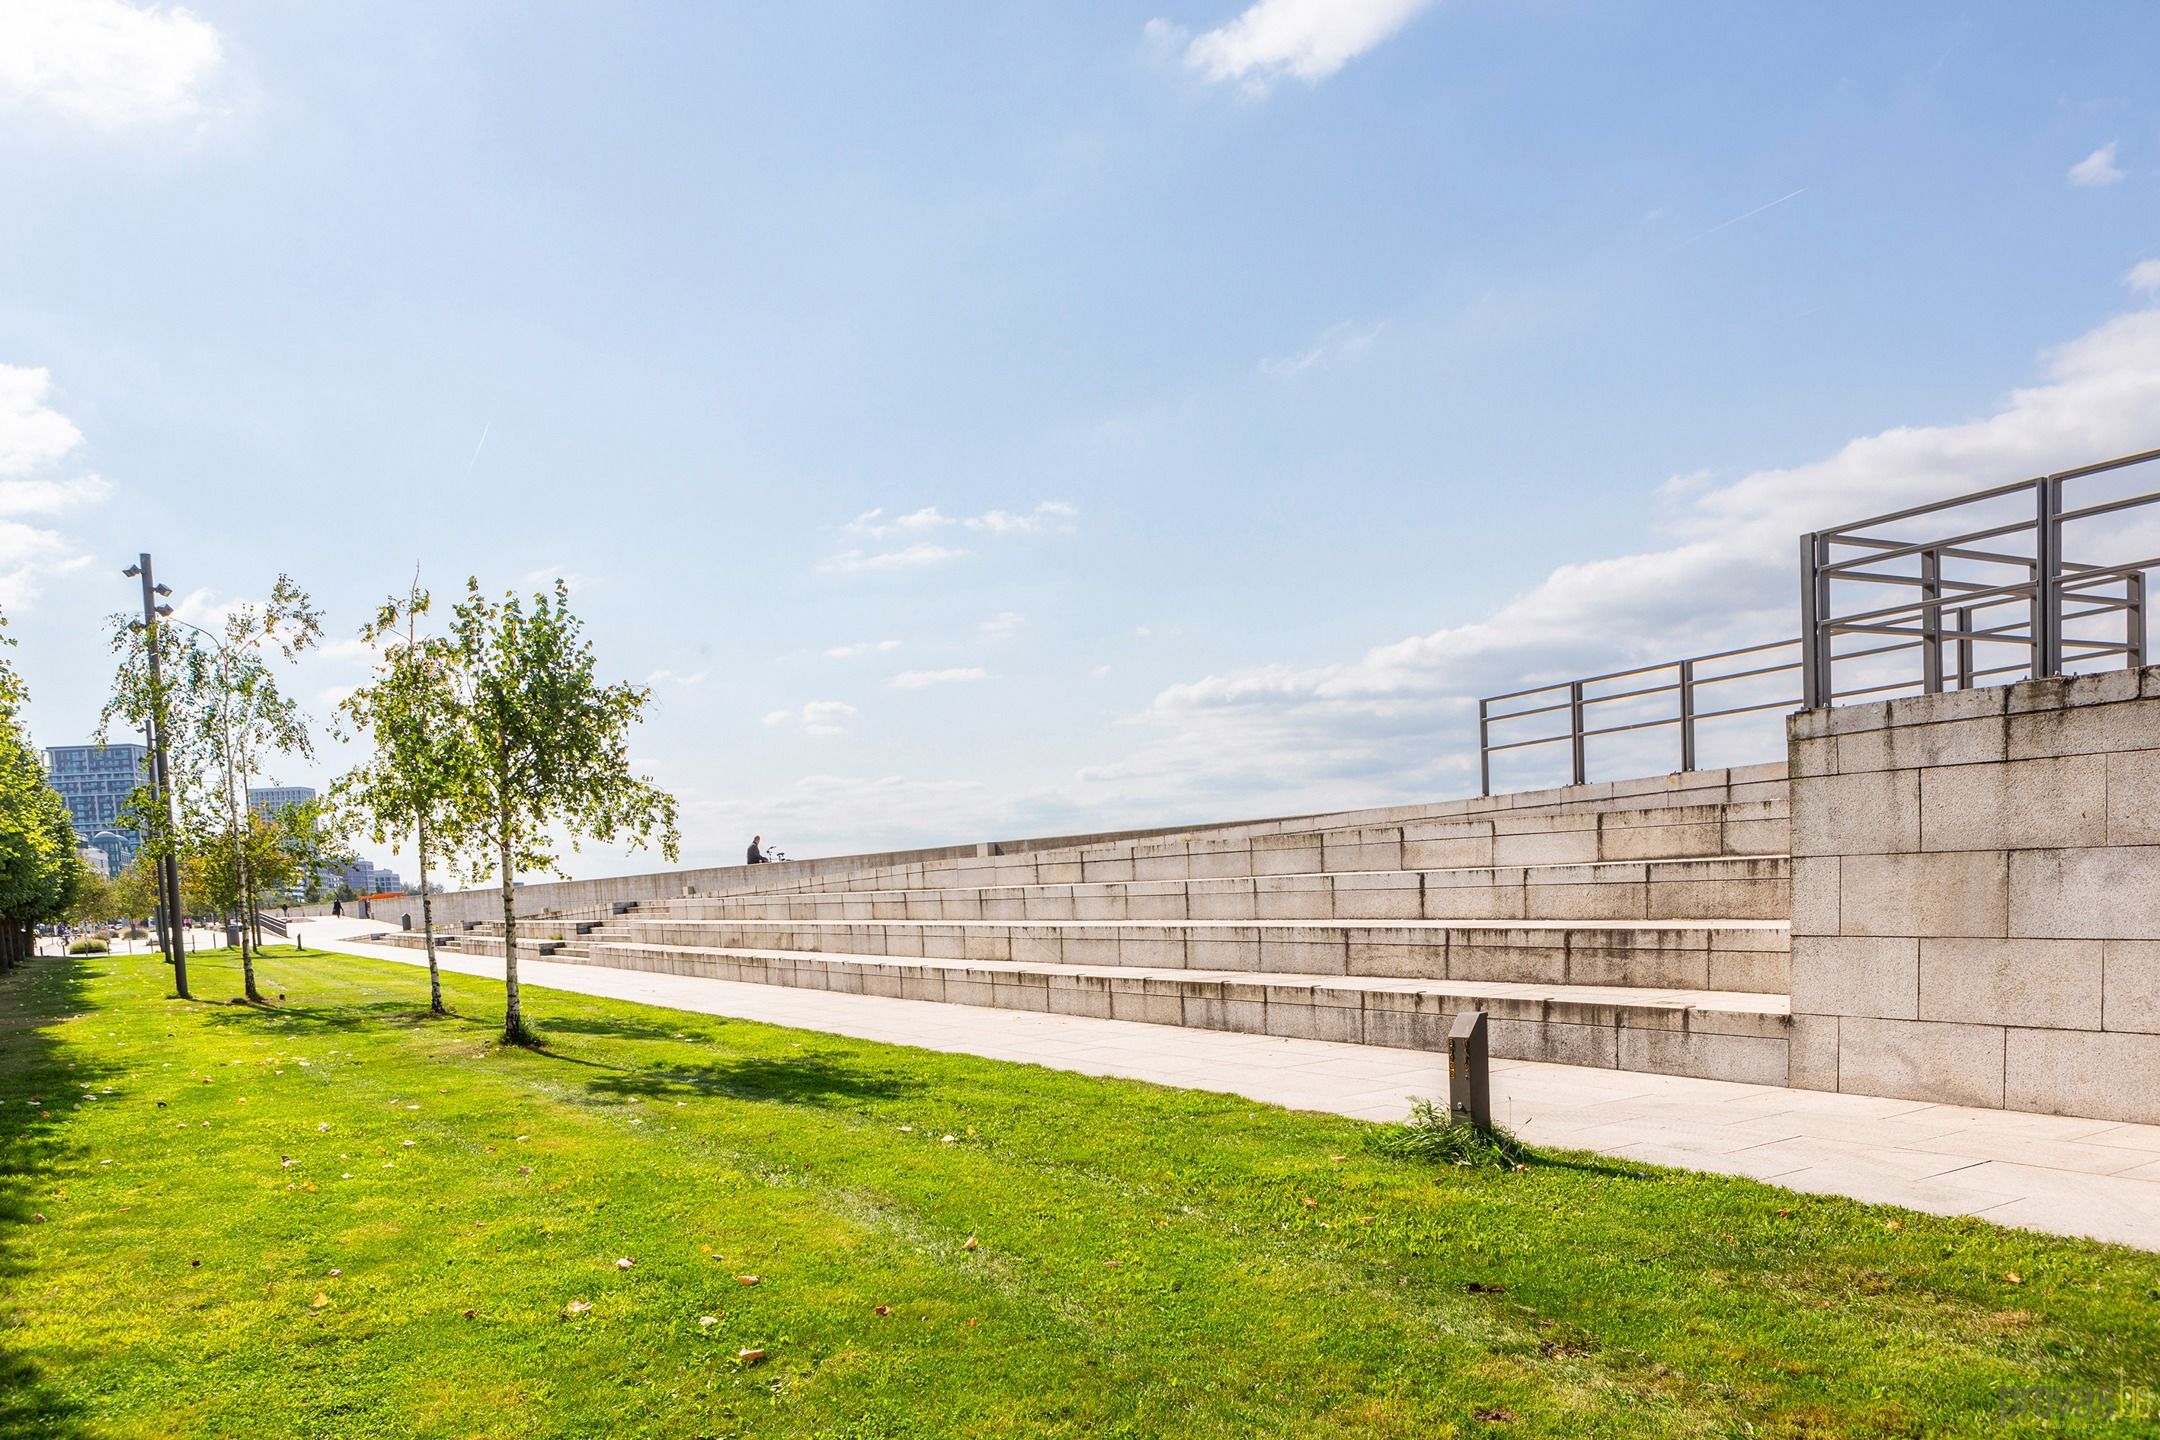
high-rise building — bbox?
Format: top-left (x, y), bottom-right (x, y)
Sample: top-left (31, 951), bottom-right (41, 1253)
top-left (44, 743), bottom-right (148, 868)
top-left (247, 784), bottom-right (318, 815)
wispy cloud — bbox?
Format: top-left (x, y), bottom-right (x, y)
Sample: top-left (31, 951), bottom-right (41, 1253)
top-left (762, 700), bottom-right (858, 736)
top-left (1154, 0), bottom-right (1439, 93)
top-left (820, 500), bottom-right (1076, 575)
top-left (2127, 259), bottom-right (2160, 295)
top-left (819, 543), bottom-right (969, 576)
top-left (826, 639), bottom-right (902, 659)
top-left (2069, 142), bottom-right (2124, 188)
top-left (0, 0), bottom-right (224, 131)
top-left (1262, 319), bottom-right (1386, 378)
top-left (646, 669), bottom-right (708, 688)
top-left (979, 611), bottom-right (1028, 641)
top-left (891, 667), bottom-right (986, 690)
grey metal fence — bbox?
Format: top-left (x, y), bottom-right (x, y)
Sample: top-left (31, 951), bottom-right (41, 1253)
top-left (1478, 446), bottom-right (2160, 794)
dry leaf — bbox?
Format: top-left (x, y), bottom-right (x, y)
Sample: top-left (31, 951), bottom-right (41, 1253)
top-left (310, 1293), bottom-right (329, 1309)
top-left (941, 1135), bottom-right (956, 1144)
top-left (564, 1299), bottom-right (592, 1317)
top-left (2005, 1272), bottom-right (2024, 1285)
top-left (736, 1275), bottom-right (761, 1286)
top-left (698, 1315), bottom-right (718, 1327)
top-left (1300, 1197), bottom-right (1317, 1209)
top-left (327, 1268), bottom-right (343, 1277)
top-left (873, 1305), bottom-right (891, 1317)
top-left (962, 1235), bottom-right (979, 1252)
top-left (615, 1258), bottom-right (634, 1270)
top-left (462, 1308), bottom-right (476, 1319)
top-left (736, 1348), bottom-right (766, 1366)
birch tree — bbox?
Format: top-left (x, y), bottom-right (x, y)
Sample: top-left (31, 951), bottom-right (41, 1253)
top-left (336, 579), bottom-right (471, 1015)
top-left (448, 578), bottom-right (678, 1044)
top-left (103, 577), bottom-right (322, 1003)
top-left (0, 614), bottom-right (86, 968)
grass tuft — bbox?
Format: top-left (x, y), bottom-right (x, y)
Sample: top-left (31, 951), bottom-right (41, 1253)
top-left (1368, 1096), bottom-right (1535, 1169)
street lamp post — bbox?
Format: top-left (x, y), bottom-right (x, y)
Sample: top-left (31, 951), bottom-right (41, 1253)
top-left (124, 555), bottom-right (188, 1000)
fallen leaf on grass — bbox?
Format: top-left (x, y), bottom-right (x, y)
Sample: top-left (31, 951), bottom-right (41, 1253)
top-left (1475, 1407), bottom-right (1516, 1423)
top-left (462, 1308), bottom-right (475, 1319)
top-left (736, 1348), bottom-right (766, 1366)
top-left (1466, 1281), bottom-right (1507, 1295)
top-left (327, 1268), bottom-right (343, 1277)
top-left (310, 1293), bottom-right (329, 1309)
top-left (564, 1300), bottom-right (592, 1317)
top-left (873, 1305), bottom-right (890, 1317)
top-left (736, 1275), bottom-right (760, 1286)
top-left (962, 1235), bottom-right (979, 1252)
top-left (1299, 1197), bottom-right (1317, 1209)
top-left (615, 1258), bottom-right (635, 1270)
top-left (32, 1213), bottom-right (45, 1223)
top-left (2005, 1272), bottom-right (2023, 1285)
top-left (698, 1316), bottom-right (718, 1327)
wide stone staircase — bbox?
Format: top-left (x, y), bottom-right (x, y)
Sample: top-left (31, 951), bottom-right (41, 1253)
top-left (381, 763), bottom-right (1803, 1087)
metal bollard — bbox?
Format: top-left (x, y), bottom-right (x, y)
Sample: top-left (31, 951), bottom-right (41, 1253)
top-left (1448, 1010), bottom-right (1491, 1132)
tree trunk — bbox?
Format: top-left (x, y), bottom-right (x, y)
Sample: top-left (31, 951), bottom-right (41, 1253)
top-left (229, 774), bottom-right (261, 1004)
top-left (418, 813), bottom-right (444, 1015)
top-left (499, 818), bottom-right (522, 1044)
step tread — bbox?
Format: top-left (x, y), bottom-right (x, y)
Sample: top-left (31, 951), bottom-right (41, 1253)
top-left (631, 915), bottom-right (1790, 933)
top-left (586, 941), bottom-right (1789, 1015)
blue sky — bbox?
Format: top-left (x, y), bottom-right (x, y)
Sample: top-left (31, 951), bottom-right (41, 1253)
top-left (3, 0), bottom-right (2158, 874)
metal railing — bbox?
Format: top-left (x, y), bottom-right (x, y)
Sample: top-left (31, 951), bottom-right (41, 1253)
top-left (1478, 446), bottom-right (2160, 794)
top-left (1478, 639), bottom-right (1803, 795)
top-left (1799, 446), bottom-right (2157, 708)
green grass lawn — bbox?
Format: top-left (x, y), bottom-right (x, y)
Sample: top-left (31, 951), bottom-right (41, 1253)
top-left (3, 947), bottom-right (2157, 1439)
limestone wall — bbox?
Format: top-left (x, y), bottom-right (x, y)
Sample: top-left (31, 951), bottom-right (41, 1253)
top-left (1787, 667), bottom-right (2160, 1123)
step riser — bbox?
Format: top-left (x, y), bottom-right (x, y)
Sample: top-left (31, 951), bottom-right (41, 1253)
top-left (664, 868), bottom-right (1790, 925)
top-left (703, 801), bottom-right (1791, 899)
top-left (608, 923), bottom-right (1789, 993)
top-left (568, 945), bottom-right (1792, 1087)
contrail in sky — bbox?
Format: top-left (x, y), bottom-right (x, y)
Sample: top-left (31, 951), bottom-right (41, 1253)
top-left (462, 420), bottom-right (491, 481)
top-left (1676, 187), bottom-right (1808, 249)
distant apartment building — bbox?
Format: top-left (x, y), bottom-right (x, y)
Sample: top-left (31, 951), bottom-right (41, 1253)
top-left (334, 858), bottom-right (405, 895)
top-left (76, 844), bottom-right (111, 879)
top-left (43, 743), bottom-right (148, 869)
top-left (247, 784), bottom-right (318, 815)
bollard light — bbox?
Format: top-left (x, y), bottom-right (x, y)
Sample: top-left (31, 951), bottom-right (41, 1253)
top-left (1448, 1010), bottom-right (1492, 1132)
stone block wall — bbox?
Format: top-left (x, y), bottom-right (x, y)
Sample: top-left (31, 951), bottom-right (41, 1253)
top-left (1787, 667), bottom-right (2160, 1123)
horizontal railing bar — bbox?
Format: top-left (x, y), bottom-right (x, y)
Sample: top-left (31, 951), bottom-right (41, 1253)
top-left (1817, 477), bottom-right (2042, 536)
top-left (1831, 536), bottom-right (2041, 571)
top-left (1819, 518), bottom-right (2039, 574)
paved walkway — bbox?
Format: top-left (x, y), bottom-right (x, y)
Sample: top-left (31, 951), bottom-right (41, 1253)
top-left (301, 919), bottom-right (2160, 1252)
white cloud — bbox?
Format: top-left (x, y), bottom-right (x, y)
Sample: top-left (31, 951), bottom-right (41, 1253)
top-left (2069, 142), bottom-right (2124, 188)
top-left (979, 611), bottom-right (1028, 640)
top-left (819, 543), bottom-right (969, 576)
top-left (2128, 259), bottom-right (2160, 295)
top-left (820, 500), bottom-right (1076, 574)
top-left (0, 0), bottom-right (223, 131)
top-left (1080, 305), bottom-right (2160, 810)
top-left (1168, 0), bottom-right (1438, 93)
top-left (964, 500), bottom-right (1077, 535)
top-left (826, 639), bottom-right (902, 659)
top-left (1262, 319), bottom-right (1386, 378)
top-left (763, 700), bottom-right (858, 737)
top-left (0, 364), bottom-right (109, 609)
top-left (891, 667), bottom-right (986, 690)
top-left (646, 669), bottom-right (708, 687)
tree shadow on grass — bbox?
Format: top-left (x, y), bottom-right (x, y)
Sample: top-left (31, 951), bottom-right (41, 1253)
top-left (579, 1054), bottom-right (921, 1110)
top-left (0, 951), bottom-right (112, 1439)
top-left (200, 998), bottom-right (476, 1036)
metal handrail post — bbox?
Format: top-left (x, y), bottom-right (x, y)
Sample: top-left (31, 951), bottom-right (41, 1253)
top-left (1920, 547), bottom-right (1943, 694)
top-left (1677, 658), bottom-right (1696, 773)
top-left (2034, 477), bottom-right (2062, 677)
top-left (1800, 533), bottom-right (1824, 709)
top-left (1478, 698), bottom-right (1491, 797)
top-left (2131, 572), bottom-right (2149, 670)
top-left (1568, 681), bottom-right (1586, 787)
top-left (1956, 604), bottom-right (1975, 689)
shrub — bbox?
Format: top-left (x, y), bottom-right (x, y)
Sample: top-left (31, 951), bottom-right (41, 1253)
top-left (1369, 1097), bottom-right (1533, 1170)
top-left (68, 938), bottom-right (110, 954)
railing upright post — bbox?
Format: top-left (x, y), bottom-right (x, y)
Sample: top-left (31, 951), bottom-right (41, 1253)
top-left (1800, 532), bottom-right (1829, 709)
top-left (1677, 658), bottom-right (1696, 774)
top-left (2034, 477), bottom-right (2062, 678)
top-left (1478, 698), bottom-right (1491, 797)
top-left (1920, 546), bottom-right (1943, 694)
top-left (1568, 681), bottom-right (1586, 788)
top-left (2130, 572), bottom-right (2148, 671)
top-left (1957, 604), bottom-right (1975, 689)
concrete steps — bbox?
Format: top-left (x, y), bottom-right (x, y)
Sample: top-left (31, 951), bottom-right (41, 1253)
top-left (657, 853), bottom-right (1790, 925)
top-left (606, 916), bottom-right (1789, 993)
top-left (560, 940), bottom-right (1793, 1086)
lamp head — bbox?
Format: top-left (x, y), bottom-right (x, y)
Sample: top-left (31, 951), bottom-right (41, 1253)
top-left (153, 584), bottom-right (172, 597)
top-left (123, 565), bottom-right (142, 579)
top-left (154, 605), bottom-right (174, 618)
